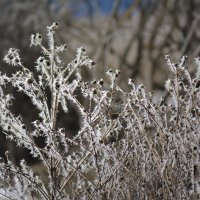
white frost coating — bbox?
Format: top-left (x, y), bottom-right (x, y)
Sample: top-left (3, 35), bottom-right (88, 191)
top-left (0, 23), bottom-right (200, 199)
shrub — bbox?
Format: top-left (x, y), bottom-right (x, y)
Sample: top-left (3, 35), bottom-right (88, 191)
top-left (0, 23), bottom-right (200, 200)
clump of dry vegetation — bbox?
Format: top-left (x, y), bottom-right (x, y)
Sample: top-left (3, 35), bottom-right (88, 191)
top-left (0, 23), bottom-right (200, 200)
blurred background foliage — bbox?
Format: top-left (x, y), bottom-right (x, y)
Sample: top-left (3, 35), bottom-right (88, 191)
top-left (0, 0), bottom-right (200, 163)
top-left (1, 0), bottom-right (200, 88)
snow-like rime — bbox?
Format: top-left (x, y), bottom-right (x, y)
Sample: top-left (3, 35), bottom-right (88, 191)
top-left (0, 23), bottom-right (200, 200)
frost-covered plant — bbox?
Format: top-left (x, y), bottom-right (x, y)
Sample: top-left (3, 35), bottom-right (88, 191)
top-left (0, 23), bottom-right (200, 200)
